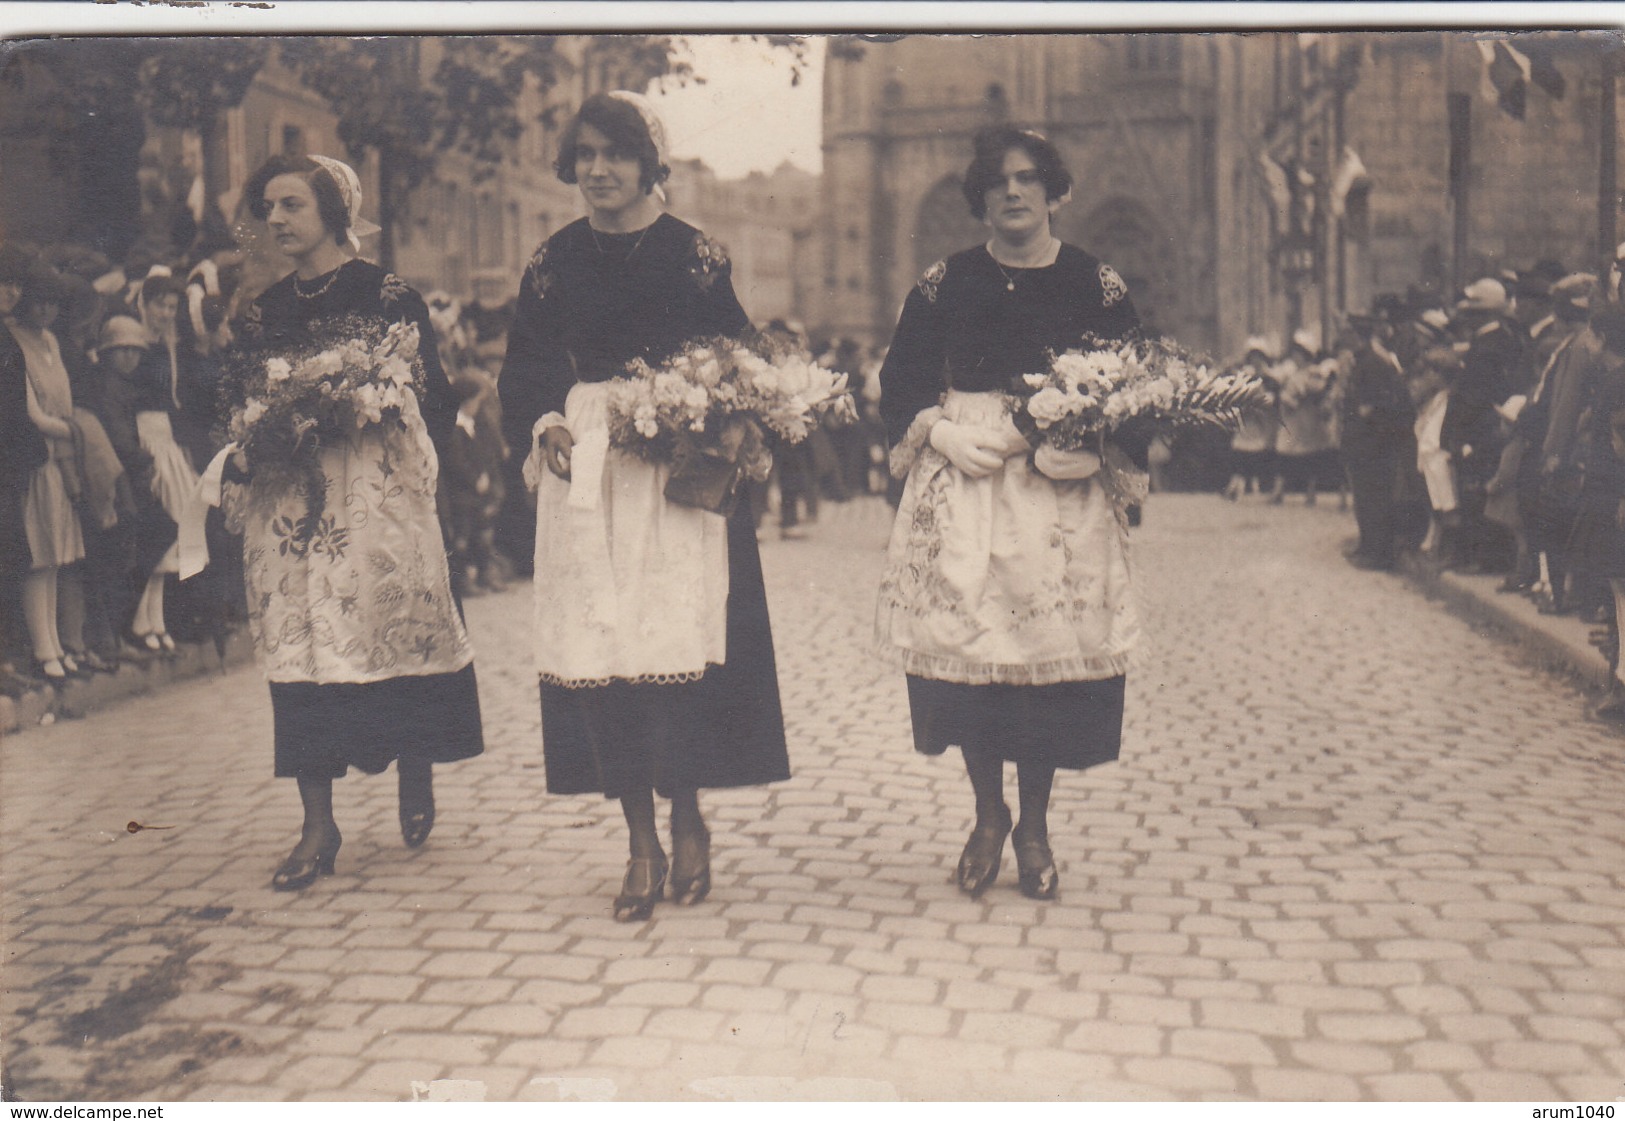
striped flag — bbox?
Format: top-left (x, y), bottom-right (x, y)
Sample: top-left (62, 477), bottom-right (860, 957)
top-left (1477, 36), bottom-right (1567, 120)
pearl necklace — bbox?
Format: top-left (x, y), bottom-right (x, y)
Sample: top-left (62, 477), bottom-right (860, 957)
top-left (293, 261), bottom-right (347, 300)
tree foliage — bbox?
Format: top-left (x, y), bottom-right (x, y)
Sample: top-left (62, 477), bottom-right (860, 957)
top-left (0, 37), bottom-right (268, 132)
top-left (281, 36), bottom-right (691, 192)
top-left (135, 40), bottom-right (271, 132)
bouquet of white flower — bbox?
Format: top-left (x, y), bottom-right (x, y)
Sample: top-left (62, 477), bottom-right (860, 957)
top-left (1012, 335), bottom-right (1267, 455)
top-left (605, 334), bottom-right (856, 513)
top-left (225, 315), bottom-right (426, 521)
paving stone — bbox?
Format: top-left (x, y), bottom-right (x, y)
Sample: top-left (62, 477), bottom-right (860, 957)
top-left (1456, 1071), bottom-right (1561, 1100)
top-left (957, 1011), bottom-right (1064, 1048)
top-left (364, 1003), bottom-right (466, 1031)
top-left (1251, 1069), bottom-right (1362, 1100)
top-left (1119, 1057), bottom-right (1237, 1094)
top-left (1271, 984), bottom-right (1389, 1012)
top-left (452, 1003), bottom-right (558, 1036)
top-left (1197, 1000), bottom-right (1306, 1039)
top-left (1169, 1027), bottom-right (1277, 1067)
top-left (1063, 1021), bottom-right (1165, 1058)
top-left (550, 1006), bottom-right (651, 1040)
top-left (771, 962), bottom-right (865, 995)
top-left (1435, 1014), bottom-right (1523, 1043)
top-left (1367, 1073), bottom-right (1459, 1101)
top-left (1288, 1040), bottom-right (1396, 1075)
top-left (12, 495), bottom-right (1625, 1101)
top-left (1488, 1040), bottom-right (1600, 1075)
top-left (1106, 993), bottom-right (1195, 1028)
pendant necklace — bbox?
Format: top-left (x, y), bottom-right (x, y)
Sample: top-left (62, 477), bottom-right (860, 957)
top-left (591, 221), bottom-right (654, 261)
top-left (988, 237), bottom-right (1058, 291)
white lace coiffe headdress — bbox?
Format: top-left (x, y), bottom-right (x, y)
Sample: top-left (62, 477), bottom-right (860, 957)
top-left (604, 90), bottom-right (670, 202)
top-left (309, 154), bottom-right (382, 253)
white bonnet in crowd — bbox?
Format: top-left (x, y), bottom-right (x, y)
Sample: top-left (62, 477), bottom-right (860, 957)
top-left (1456, 277), bottom-right (1509, 313)
top-left (97, 315), bottom-right (150, 354)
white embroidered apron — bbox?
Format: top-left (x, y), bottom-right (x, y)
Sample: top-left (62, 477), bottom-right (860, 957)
top-left (226, 391), bottom-right (473, 684)
top-left (528, 380), bottom-right (729, 686)
top-left (876, 390), bottom-right (1140, 686)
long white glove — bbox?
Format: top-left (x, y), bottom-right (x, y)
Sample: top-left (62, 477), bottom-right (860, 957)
top-left (930, 419), bottom-right (1007, 478)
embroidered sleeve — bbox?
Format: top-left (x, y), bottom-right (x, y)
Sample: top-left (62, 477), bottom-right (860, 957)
top-left (380, 272), bottom-right (411, 306)
top-left (524, 241), bottom-right (553, 301)
top-left (690, 233), bottom-right (731, 292)
top-left (917, 259), bottom-right (948, 304)
top-left (1098, 264), bottom-right (1128, 308)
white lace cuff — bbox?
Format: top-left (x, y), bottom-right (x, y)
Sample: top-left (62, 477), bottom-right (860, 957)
top-left (890, 405), bottom-right (944, 479)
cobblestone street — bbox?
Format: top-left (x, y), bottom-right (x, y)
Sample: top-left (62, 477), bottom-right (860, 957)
top-left (4, 493), bottom-right (1625, 1102)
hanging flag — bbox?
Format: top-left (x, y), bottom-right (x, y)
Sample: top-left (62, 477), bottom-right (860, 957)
top-left (1521, 38), bottom-right (1567, 99)
top-left (1294, 162), bottom-right (1317, 225)
top-left (1258, 153), bottom-right (1291, 224)
top-left (1477, 36), bottom-right (1566, 119)
top-left (1478, 39), bottom-right (1529, 119)
top-left (1329, 147), bottom-right (1371, 219)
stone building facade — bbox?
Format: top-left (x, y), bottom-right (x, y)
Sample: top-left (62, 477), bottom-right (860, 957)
top-left (665, 159), bottom-right (821, 329)
top-left (818, 32), bottom-right (1621, 362)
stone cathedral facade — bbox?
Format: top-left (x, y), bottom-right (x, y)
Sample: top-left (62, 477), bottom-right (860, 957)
top-left (817, 32), bottom-right (1621, 362)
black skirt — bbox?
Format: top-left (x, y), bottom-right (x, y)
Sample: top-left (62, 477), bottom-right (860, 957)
top-left (540, 503), bottom-right (789, 799)
top-left (905, 673), bottom-right (1126, 771)
top-left (272, 662), bottom-right (484, 779)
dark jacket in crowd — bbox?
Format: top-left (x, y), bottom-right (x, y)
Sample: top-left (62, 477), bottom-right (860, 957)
top-left (1443, 317), bottom-right (1525, 489)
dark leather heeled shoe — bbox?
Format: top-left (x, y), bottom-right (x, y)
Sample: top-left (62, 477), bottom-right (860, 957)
top-left (955, 805), bottom-right (1012, 898)
top-left (1013, 831), bottom-right (1060, 900)
top-left (670, 830), bottom-right (712, 907)
top-left (271, 828), bottom-right (342, 892)
top-left (399, 772), bottom-right (435, 849)
top-left (613, 855), bottom-right (668, 923)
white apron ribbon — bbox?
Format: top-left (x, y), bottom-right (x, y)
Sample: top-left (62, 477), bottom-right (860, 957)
top-left (181, 442), bottom-right (237, 580)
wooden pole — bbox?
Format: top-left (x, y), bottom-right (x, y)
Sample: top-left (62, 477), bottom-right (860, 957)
top-left (1445, 33), bottom-right (1473, 296)
top-left (1448, 90), bottom-right (1471, 296)
top-left (1600, 48), bottom-right (1617, 267)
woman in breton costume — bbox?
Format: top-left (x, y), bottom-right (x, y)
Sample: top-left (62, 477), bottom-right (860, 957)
top-left (500, 93), bottom-right (788, 923)
top-left (224, 154), bottom-right (483, 891)
top-left (876, 125), bottom-right (1149, 901)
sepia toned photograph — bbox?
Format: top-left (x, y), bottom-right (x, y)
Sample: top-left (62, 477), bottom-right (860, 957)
top-left (3, 3), bottom-right (1625, 1104)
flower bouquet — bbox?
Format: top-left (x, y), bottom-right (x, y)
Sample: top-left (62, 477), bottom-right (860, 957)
top-left (225, 315), bottom-right (426, 525)
top-left (1012, 335), bottom-right (1268, 456)
top-left (606, 335), bottom-right (856, 515)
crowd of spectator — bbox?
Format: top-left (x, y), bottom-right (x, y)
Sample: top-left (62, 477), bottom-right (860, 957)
top-left (0, 233), bottom-right (533, 699)
top-left (8, 223), bottom-right (1620, 735)
top-left (1219, 252), bottom-right (1625, 729)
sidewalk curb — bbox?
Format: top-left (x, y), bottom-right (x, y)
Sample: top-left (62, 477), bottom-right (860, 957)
top-left (1, 630), bottom-right (256, 737)
top-left (1403, 557), bottom-right (1614, 692)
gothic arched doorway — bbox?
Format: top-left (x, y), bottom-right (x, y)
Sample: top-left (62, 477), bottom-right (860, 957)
top-left (1055, 197), bottom-right (1179, 339)
top-left (912, 175), bottom-right (986, 278)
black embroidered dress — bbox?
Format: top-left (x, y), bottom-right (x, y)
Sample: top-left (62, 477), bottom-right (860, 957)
top-left (232, 258), bottom-right (484, 778)
top-left (499, 213), bottom-right (789, 799)
top-left (876, 243), bottom-right (1143, 771)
